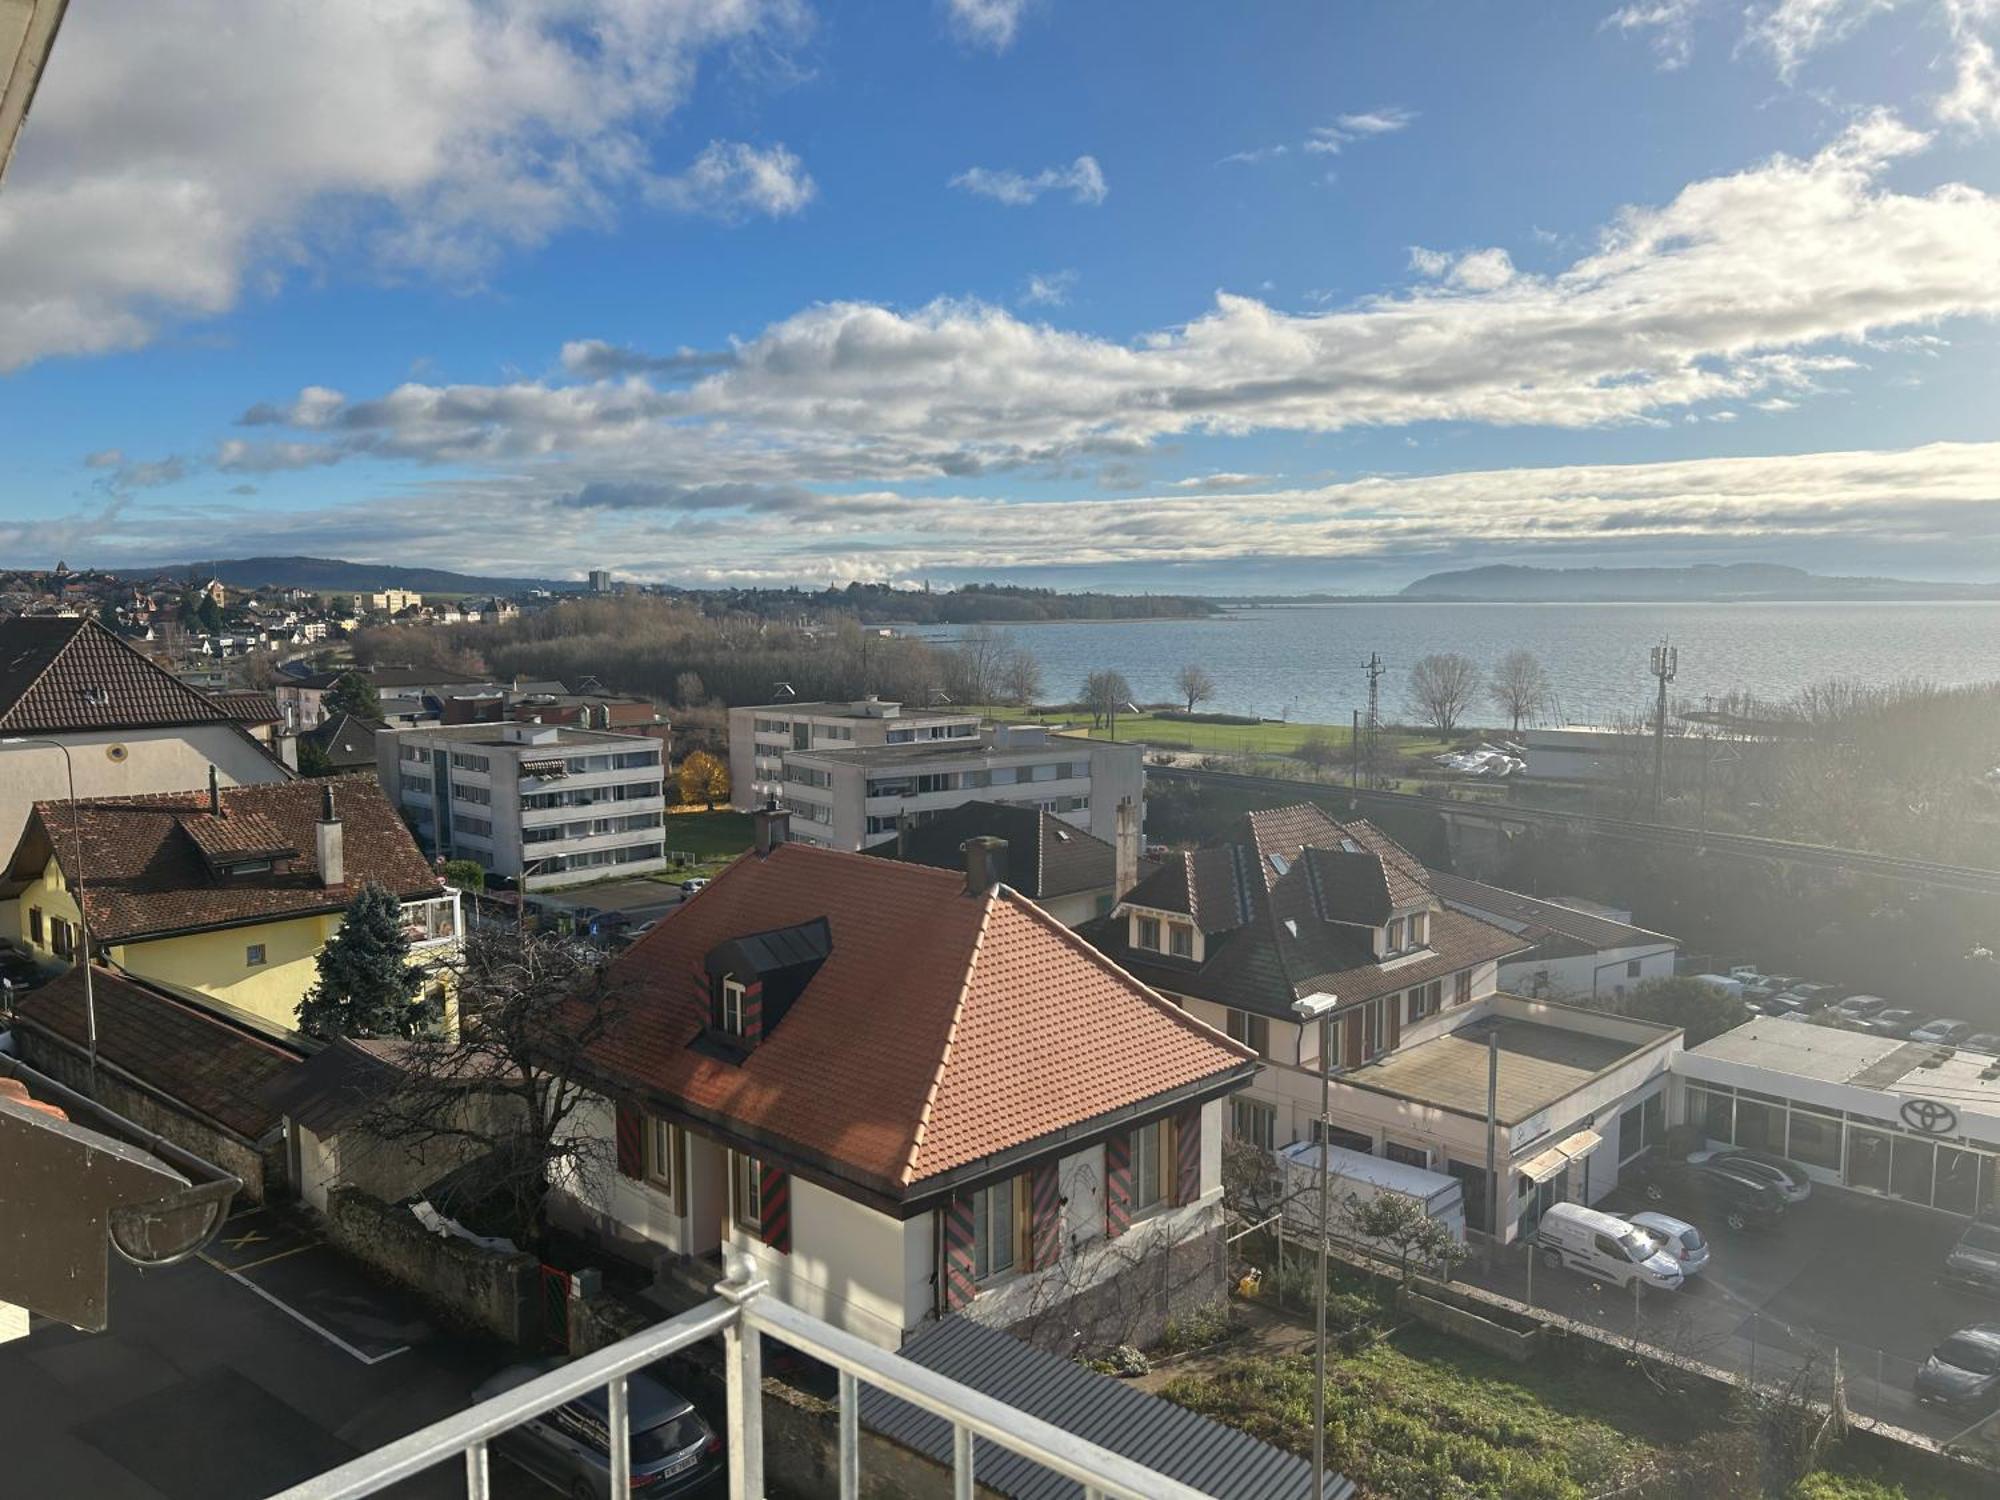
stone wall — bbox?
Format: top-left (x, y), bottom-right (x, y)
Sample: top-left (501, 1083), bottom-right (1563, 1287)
top-left (323, 1185), bottom-right (538, 1344)
top-left (13, 1029), bottom-right (280, 1201)
top-left (998, 1220), bottom-right (1228, 1360)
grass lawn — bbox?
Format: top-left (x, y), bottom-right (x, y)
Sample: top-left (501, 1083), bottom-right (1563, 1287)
top-left (651, 808), bottom-right (754, 880)
top-left (973, 702), bottom-right (1457, 761)
top-left (1164, 1329), bottom-right (1664, 1500)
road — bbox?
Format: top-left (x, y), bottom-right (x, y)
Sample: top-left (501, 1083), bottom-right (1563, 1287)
top-left (0, 1206), bottom-right (555, 1498)
top-left (1459, 1186), bottom-right (2000, 1444)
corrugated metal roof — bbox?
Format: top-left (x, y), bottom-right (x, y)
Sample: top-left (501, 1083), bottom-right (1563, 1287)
top-left (859, 1316), bottom-right (1353, 1499)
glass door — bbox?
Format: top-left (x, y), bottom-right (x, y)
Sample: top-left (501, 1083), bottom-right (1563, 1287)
top-left (1845, 1125), bottom-right (1892, 1194)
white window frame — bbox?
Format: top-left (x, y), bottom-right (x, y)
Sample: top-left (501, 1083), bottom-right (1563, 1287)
top-left (246, 943), bottom-right (268, 967)
top-left (721, 977), bottom-right (747, 1036)
top-left (1168, 922), bottom-right (1194, 958)
top-left (732, 1152), bottom-right (763, 1234)
top-left (1225, 1008), bottom-right (1270, 1057)
top-left (1131, 1120), bottom-right (1167, 1216)
top-left (1232, 1097), bottom-right (1277, 1151)
top-left (1136, 916), bottom-right (1162, 952)
top-left (1386, 916), bottom-right (1404, 952)
top-left (644, 1116), bottom-right (681, 1198)
top-left (971, 1176), bottom-right (1025, 1283)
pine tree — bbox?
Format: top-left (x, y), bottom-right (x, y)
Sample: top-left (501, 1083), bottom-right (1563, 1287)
top-left (323, 672), bottom-right (383, 721)
top-left (297, 881), bottom-right (424, 1039)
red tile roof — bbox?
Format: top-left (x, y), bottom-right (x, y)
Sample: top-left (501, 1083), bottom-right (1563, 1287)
top-left (579, 842), bottom-right (1254, 1200)
top-left (0, 617), bottom-right (237, 733)
top-left (10, 776), bottom-right (439, 943)
top-left (10, 965), bottom-right (306, 1139)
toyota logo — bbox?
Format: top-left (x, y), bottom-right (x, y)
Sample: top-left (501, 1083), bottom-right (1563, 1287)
top-left (1900, 1097), bottom-right (1959, 1136)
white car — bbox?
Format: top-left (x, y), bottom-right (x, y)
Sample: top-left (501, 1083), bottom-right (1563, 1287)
top-left (679, 877), bottom-right (709, 895)
top-left (1911, 1018), bottom-right (1973, 1047)
top-left (1630, 1211), bottom-right (1710, 1277)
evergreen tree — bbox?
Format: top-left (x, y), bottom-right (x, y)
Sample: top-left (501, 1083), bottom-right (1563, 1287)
top-left (297, 881), bottom-right (424, 1039)
top-left (323, 671), bottom-right (383, 721)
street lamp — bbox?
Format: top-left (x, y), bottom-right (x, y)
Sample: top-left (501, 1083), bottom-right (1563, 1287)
top-left (1, 737), bottom-right (96, 1086)
top-left (1292, 990), bottom-right (1338, 1500)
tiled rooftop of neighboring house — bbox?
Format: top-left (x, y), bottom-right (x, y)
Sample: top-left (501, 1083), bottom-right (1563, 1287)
top-left (864, 800), bottom-right (1119, 899)
top-left (0, 616), bottom-right (239, 733)
top-left (1, 776), bottom-right (439, 943)
top-left (300, 711), bottom-right (381, 769)
top-left (1425, 870), bottom-right (1675, 955)
top-left (11, 965), bottom-right (307, 1139)
top-left (577, 840), bottom-right (1256, 1200)
top-left (208, 689), bottom-right (282, 726)
top-left (1085, 803), bottom-right (1533, 1020)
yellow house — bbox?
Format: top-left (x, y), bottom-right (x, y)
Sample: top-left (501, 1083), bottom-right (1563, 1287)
top-left (0, 775), bottom-right (457, 1034)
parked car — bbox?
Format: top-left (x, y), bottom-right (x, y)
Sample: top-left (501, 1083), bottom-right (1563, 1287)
top-left (1629, 1211), bottom-right (1710, 1277)
top-left (1751, 993), bottom-right (1808, 1019)
top-left (1911, 1018), bottom-right (1974, 1047)
top-left (1536, 1203), bottom-right (1684, 1291)
top-left (1692, 973), bottom-right (1747, 1000)
top-left (1964, 1032), bottom-right (2000, 1056)
top-left (1946, 1215), bottom-right (2000, 1295)
top-left (1628, 1154), bottom-right (1789, 1231)
top-left (1864, 1008), bottom-right (1928, 1039)
top-left (680, 877), bottom-right (709, 895)
top-left (472, 1359), bottom-right (722, 1499)
top-left (1830, 994), bottom-right (1889, 1023)
top-left (1700, 1148), bottom-right (1813, 1205)
top-left (1915, 1325), bottom-right (2000, 1412)
top-left (1728, 966), bottom-right (1763, 981)
top-left (1786, 982), bottom-right (1839, 1010)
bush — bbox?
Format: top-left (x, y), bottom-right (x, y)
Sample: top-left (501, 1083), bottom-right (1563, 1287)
top-left (1151, 708), bottom-right (1266, 726)
top-left (1155, 1300), bottom-right (1235, 1355)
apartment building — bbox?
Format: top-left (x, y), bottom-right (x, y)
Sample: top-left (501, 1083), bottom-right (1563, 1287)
top-left (727, 697), bottom-right (983, 808)
top-left (378, 722), bottom-right (667, 888)
top-left (729, 699), bottom-right (1144, 853)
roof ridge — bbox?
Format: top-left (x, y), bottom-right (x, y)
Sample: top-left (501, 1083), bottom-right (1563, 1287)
top-left (901, 882), bottom-right (999, 1186)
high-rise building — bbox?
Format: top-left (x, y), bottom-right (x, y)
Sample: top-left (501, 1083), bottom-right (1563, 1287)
top-left (589, 568), bottom-right (612, 593)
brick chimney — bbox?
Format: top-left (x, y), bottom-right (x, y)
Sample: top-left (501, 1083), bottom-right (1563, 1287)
top-left (964, 835), bottom-right (1007, 897)
top-left (1114, 796), bottom-right (1139, 899)
top-left (753, 797), bottom-right (790, 856)
top-left (316, 783), bottom-right (345, 888)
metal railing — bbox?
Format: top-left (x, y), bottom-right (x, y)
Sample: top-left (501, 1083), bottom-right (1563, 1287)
top-left (269, 1248), bottom-right (1208, 1500)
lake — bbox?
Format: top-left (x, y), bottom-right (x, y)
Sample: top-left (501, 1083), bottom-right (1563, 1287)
top-left (904, 602), bottom-right (2000, 726)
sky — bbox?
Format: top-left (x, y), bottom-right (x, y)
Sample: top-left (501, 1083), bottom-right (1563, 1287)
top-left (2, 0), bottom-right (1999, 593)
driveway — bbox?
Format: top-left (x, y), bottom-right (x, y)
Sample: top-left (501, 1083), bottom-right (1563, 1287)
top-left (0, 1208), bottom-right (557, 1498)
top-left (1460, 1183), bottom-right (2000, 1443)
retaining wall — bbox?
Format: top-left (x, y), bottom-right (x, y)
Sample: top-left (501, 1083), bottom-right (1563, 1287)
top-left (323, 1185), bottom-right (538, 1344)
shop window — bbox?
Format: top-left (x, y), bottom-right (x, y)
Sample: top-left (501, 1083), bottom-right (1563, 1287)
top-left (1733, 1096), bottom-right (1781, 1152)
top-left (1689, 1085), bottom-right (1734, 1144)
top-left (1891, 1135), bottom-right (1936, 1204)
top-left (1935, 1147), bottom-right (1982, 1217)
top-left (1845, 1126), bottom-right (1892, 1195)
top-left (1784, 1106), bottom-right (1842, 1171)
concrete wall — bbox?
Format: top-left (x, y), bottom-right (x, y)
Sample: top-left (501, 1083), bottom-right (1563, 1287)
top-left (114, 915), bottom-right (340, 1031)
top-left (0, 726), bottom-right (290, 864)
top-left (323, 1185), bottom-right (537, 1344)
top-left (728, 1172), bottom-right (925, 1352)
top-left (1501, 943), bottom-right (1678, 1003)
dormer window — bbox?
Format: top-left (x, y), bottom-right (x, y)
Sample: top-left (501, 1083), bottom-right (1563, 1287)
top-left (1168, 923), bottom-right (1194, 959)
top-left (1409, 911), bottom-right (1429, 948)
top-left (720, 977), bottom-right (748, 1036)
top-left (1387, 916), bottom-right (1405, 951)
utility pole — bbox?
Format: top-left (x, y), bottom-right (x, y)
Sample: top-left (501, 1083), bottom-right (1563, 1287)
top-left (1648, 639), bottom-right (1677, 817)
top-left (1363, 652), bottom-right (1386, 787)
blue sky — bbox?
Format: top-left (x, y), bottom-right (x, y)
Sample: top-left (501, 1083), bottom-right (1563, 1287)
top-left (2, 0), bottom-right (1998, 591)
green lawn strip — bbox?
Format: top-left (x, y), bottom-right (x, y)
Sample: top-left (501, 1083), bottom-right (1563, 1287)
top-left (660, 809), bottom-right (754, 859)
top-left (1162, 1328), bottom-right (1669, 1500)
top-left (972, 703), bottom-right (1474, 762)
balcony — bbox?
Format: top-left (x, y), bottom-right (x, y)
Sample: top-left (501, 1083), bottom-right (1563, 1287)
top-left (269, 1250), bottom-right (1207, 1500)
top-left (400, 895), bottom-right (461, 950)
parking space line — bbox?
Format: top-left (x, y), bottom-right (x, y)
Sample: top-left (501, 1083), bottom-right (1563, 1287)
top-left (200, 1255), bottom-right (410, 1366)
top-left (232, 1241), bottom-right (320, 1273)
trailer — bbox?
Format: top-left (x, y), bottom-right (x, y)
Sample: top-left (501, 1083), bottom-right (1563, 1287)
top-left (1276, 1141), bottom-right (1466, 1254)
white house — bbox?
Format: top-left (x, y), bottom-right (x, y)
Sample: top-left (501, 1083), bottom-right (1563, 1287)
top-left (554, 812), bottom-right (1257, 1351)
top-left (1427, 871), bottom-right (1679, 1002)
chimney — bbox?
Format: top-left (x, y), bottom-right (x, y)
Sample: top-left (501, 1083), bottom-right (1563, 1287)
top-left (896, 808), bottom-right (913, 860)
top-left (316, 783), bottom-right (345, 888)
top-left (207, 765), bottom-right (223, 817)
top-left (1114, 796), bottom-right (1139, 900)
top-left (963, 835), bottom-right (1007, 897)
top-left (753, 797), bottom-right (790, 856)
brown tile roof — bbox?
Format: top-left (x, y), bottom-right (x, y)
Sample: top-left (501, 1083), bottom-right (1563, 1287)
top-left (209, 689), bottom-right (282, 725)
top-left (11, 776), bottom-right (439, 943)
top-left (0, 1076), bottom-right (67, 1121)
top-left (10, 965), bottom-right (306, 1140)
top-left (0, 617), bottom-right (237, 733)
top-left (577, 841), bottom-right (1255, 1200)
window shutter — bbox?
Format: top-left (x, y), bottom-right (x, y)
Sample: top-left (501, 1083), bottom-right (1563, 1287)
top-left (1387, 996), bottom-right (1402, 1050)
top-left (1175, 1106), bottom-right (1202, 1206)
top-left (943, 1195), bottom-right (977, 1310)
top-left (1103, 1132), bottom-right (1132, 1238)
top-left (1343, 1008), bottom-right (1364, 1065)
top-left (1028, 1162), bottom-right (1062, 1270)
top-left (759, 1163), bottom-right (791, 1253)
top-left (614, 1105), bottom-right (644, 1179)
top-left (742, 979), bottom-right (764, 1043)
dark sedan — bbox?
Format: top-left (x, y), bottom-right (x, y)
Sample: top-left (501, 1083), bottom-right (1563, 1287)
top-left (472, 1359), bottom-right (722, 1499)
top-left (1916, 1325), bottom-right (2000, 1412)
top-left (1629, 1154), bottom-right (1789, 1231)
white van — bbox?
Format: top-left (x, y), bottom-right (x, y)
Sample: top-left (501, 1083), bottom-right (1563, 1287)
top-left (1535, 1202), bottom-right (1684, 1290)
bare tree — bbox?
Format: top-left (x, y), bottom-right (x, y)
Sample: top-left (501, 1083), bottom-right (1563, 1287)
top-left (997, 649), bottom-right (1043, 708)
top-left (1173, 663), bottom-right (1217, 715)
top-left (673, 670), bottom-right (706, 707)
top-left (1081, 669), bottom-right (1133, 732)
top-left (1488, 649), bottom-right (1550, 734)
top-left (1406, 653), bottom-right (1482, 735)
top-left (950, 624), bottom-right (1012, 705)
top-left (356, 926), bottom-right (631, 1248)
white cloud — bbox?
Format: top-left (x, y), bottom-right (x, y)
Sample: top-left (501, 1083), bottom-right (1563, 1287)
top-left (649, 140), bottom-right (816, 221)
top-left (1020, 270), bottom-right (1079, 307)
top-left (950, 155), bottom-right (1107, 206)
top-left (0, 0), bottom-right (801, 372)
top-left (1306, 108), bottom-right (1416, 154)
top-left (1448, 247), bottom-right (1516, 290)
top-left (1738, 0), bottom-right (2000, 132)
top-left (1218, 144), bottom-right (1290, 166)
top-left (1751, 0), bottom-right (1902, 78)
top-left (1938, 0), bottom-right (2000, 130)
top-left (945, 0), bottom-right (1035, 50)
top-left (1407, 246), bottom-right (1452, 278)
top-left (1603, 0), bottom-right (1706, 68)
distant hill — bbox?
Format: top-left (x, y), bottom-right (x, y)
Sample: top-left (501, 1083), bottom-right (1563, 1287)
top-left (118, 556), bottom-right (583, 595)
top-left (1397, 563), bottom-right (1999, 602)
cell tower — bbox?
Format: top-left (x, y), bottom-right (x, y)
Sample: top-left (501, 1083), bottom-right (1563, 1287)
top-left (1649, 639), bottom-right (1678, 817)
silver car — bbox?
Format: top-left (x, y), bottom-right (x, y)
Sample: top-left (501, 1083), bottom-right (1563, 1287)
top-left (1630, 1211), bottom-right (1709, 1277)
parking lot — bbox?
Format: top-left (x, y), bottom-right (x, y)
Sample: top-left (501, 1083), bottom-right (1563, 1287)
top-left (1461, 1182), bottom-right (2000, 1441)
top-left (0, 1207), bottom-right (556, 1498)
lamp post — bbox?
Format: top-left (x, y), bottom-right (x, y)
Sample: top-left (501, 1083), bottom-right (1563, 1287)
top-left (2, 737), bottom-right (95, 1085)
top-left (1292, 990), bottom-right (1338, 1500)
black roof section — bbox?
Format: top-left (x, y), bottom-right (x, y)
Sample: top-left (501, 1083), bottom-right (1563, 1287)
top-left (865, 800), bottom-right (1116, 899)
top-left (703, 917), bottom-right (833, 979)
top-left (861, 1316), bottom-right (1353, 1499)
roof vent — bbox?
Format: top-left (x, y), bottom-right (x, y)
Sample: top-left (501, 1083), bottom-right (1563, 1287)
top-left (1268, 852), bottom-right (1289, 875)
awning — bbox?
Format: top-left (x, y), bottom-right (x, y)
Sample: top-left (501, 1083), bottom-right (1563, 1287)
top-left (1518, 1128), bottom-right (1603, 1184)
top-left (518, 758), bottom-right (569, 779)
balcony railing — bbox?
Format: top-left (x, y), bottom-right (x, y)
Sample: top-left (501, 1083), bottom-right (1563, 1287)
top-left (400, 895), bottom-right (460, 949)
top-left (269, 1249), bottom-right (1205, 1500)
